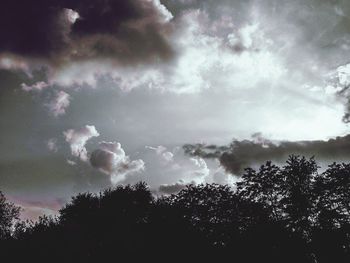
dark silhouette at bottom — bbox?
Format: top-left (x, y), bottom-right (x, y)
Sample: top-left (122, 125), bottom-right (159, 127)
top-left (1, 156), bottom-right (349, 262)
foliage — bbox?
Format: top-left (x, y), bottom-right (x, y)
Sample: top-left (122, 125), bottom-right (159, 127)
top-left (1, 156), bottom-right (350, 262)
top-left (0, 191), bottom-right (20, 239)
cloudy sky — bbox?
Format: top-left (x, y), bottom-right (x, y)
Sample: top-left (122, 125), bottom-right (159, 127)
top-left (2, 0), bottom-right (350, 220)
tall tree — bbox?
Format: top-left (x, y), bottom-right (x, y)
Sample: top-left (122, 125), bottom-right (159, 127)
top-left (280, 156), bottom-right (318, 237)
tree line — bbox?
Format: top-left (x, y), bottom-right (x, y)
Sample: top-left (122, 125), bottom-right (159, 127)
top-left (0, 156), bottom-right (349, 262)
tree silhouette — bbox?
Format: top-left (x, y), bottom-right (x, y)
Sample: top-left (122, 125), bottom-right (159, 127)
top-left (0, 191), bottom-right (20, 239)
top-left (237, 161), bottom-right (283, 221)
top-left (281, 156), bottom-right (317, 238)
top-left (312, 162), bottom-right (350, 263)
top-left (1, 156), bottom-right (350, 263)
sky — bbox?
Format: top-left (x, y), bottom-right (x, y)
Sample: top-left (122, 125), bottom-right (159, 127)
top-left (1, 0), bottom-right (350, 220)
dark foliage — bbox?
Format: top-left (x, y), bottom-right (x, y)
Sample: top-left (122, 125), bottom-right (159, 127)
top-left (0, 192), bottom-right (20, 239)
top-left (1, 156), bottom-right (350, 262)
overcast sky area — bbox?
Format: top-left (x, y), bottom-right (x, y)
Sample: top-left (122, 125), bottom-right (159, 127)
top-left (2, 0), bottom-right (350, 220)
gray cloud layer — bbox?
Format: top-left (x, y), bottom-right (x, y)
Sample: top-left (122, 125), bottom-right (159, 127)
top-left (184, 134), bottom-right (350, 175)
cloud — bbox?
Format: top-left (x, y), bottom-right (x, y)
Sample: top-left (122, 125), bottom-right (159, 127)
top-left (21, 81), bottom-right (49, 92)
top-left (5, 0), bottom-right (350, 215)
top-left (47, 138), bottom-right (58, 152)
top-left (146, 145), bottom-right (174, 163)
top-left (63, 125), bottom-right (100, 162)
top-left (184, 133), bottom-right (350, 175)
top-left (67, 159), bottom-right (77, 166)
top-left (158, 179), bottom-right (188, 195)
top-left (189, 157), bottom-right (210, 183)
top-left (46, 90), bottom-right (71, 117)
top-left (5, 0), bottom-right (350, 137)
top-left (0, 0), bottom-right (174, 65)
top-left (211, 166), bottom-right (236, 185)
top-left (157, 158), bottom-right (211, 195)
top-left (0, 55), bottom-right (30, 73)
top-left (327, 63), bottom-right (350, 123)
top-left (90, 141), bottom-right (145, 185)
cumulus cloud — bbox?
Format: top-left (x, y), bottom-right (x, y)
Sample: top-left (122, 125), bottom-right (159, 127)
top-left (90, 141), bottom-right (145, 185)
top-left (46, 90), bottom-right (71, 117)
top-left (63, 125), bottom-right (100, 162)
top-left (189, 157), bottom-right (210, 183)
top-left (157, 157), bottom-right (210, 195)
top-left (157, 158), bottom-right (212, 195)
top-left (185, 133), bottom-right (350, 175)
top-left (146, 145), bottom-right (174, 163)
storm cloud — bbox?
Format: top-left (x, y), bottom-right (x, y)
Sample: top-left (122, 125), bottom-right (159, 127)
top-left (185, 133), bottom-right (350, 175)
top-left (0, 0), bottom-right (174, 65)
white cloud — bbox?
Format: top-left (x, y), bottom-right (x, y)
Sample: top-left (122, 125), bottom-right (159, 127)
top-left (228, 23), bottom-right (259, 49)
top-left (211, 167), bottom-right (236, 186)
top-left (21, 81), bottom-right (49, 92)
top-left (152, 0), bottom-right (173, 22)
top-left (189, 157), bottom-right (210, 183)
top-left (328, 63), bottom-right (350, 91)
top-left (64, 8), bottom-right (80, 24)
top-left (146, 145), bottom-right (174, 163)
top-left (67, 159), bottom-right (77, 166)
top-left (91, 141), bottom-right (145, 185)
top-left (47, 90), bottom-right (71, 117)
top-left (0, 55), bottom-right (30, 73)
top-left (63, 125), bottom-right (100, 162)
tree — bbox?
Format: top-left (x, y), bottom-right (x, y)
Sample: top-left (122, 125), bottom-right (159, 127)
top-left (312, 163), bottom-right (350, 263)
top-left (314, 162), bottom-right (350, 228)
top-left (236, 157), bottom-right (317, 262)
top-left (280, 156), bottom-right (318, 237)
top-left (2, 157), bottom-right (350, 263)
top-left (237, 161), bottom-right (283, 221)
top-left (0, 191), bottom-right (20, 239)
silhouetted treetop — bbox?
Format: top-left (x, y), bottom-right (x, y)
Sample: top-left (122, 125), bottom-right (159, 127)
top-left (0, 191), bottom-right (20, 239)
top-left (1, 156), bottom-right (350, 263)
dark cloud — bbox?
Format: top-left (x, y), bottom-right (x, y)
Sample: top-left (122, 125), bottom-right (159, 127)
top-left (0, 1), bottom-right (66, 58)
top-left (0, 0), bottom-right (174, 65)
top-left (183, 143), bottom-right (229, 159)
top-left (184, 134), bottom-right (350, 175)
